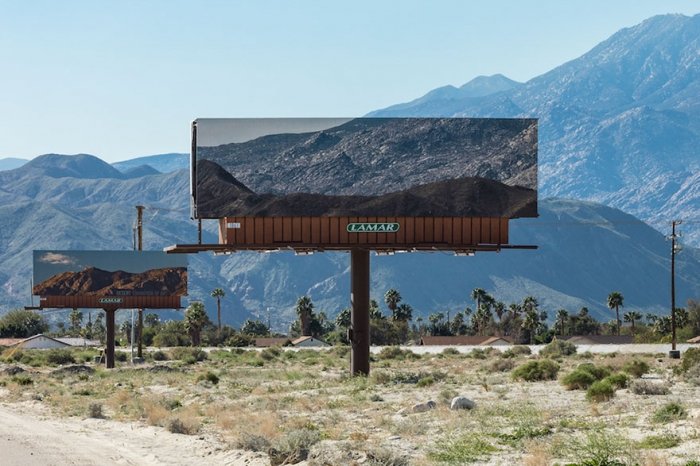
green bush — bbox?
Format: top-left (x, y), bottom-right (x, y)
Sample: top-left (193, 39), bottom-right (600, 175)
top-left (441, 347), bottom-right (460, 356)
top-left (377, 346), bottom-right (419, 360)
top-left (488, 358), bottom-right (515, 373)
top-left (638, 434), bottom-right (680, 449)
top-left (500, 345), bottom-right (532, 358)
top-left (416, 375), bottom-right (435, 387)
top-left (586, 380), bottom-right (615, 402)
top-left (152, 350), bottom-right (168, 361)
top-left (46, 349), bottom-right (75, 365)
top-left (652, 402), bottom-right (688, 423)
top-left (197, 371), bottom-right (220, 385)
top-left (540, 339), bottom-right (577, 358)
top-left (512, 359), bottom-right (559, 382)
top-left (11, 374), bottom-right (33, 386)
top-left (576, 363), bottom-right (612, 380)
top-left (677, 348), bottom-right (700, 374)
top-left (169, 347), bottom-right (207, 363)
top-left (622, 359), bottom-right (649, 378)
top-left (260, 346), bottom-right (282, 361)
top-left (561, 369), bottom-right (597, 390)
top-left (603, 372), bottom-right (629, 389)
top-left (429, 434), bottom-right (496, 463)
top-left (114, 351), bottom-right (128, 362)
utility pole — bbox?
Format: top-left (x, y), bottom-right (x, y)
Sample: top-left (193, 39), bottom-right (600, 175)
top-left (670, 220), bottom-right (682, 359)
top-left (136, 205), bottom-right (145, 360)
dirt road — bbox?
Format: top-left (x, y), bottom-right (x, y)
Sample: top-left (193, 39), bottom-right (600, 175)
top-left (0, 402), bottom-right (268, 466)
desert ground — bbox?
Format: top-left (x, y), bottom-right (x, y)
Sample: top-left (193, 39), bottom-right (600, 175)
top-left (1, 344), bottom-right (699, 465)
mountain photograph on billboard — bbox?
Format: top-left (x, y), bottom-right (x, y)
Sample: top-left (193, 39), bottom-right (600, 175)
top-left (192, 117), bottom-right (537, 220)
top-left (32, 250), bottom-right (188, 297)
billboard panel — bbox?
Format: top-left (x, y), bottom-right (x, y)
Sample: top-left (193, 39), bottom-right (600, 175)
top-left (191, 118), bottom-right (537, 220)
top-left (33, 251), bottom-right (188, 297)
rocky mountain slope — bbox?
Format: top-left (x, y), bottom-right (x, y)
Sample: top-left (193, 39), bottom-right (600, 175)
top-left (33, 267), bottom-right (187, 297)
top-left (371, 14), bottom-right (700, 246)
top-left (0, 154), bottom-right (698, 327)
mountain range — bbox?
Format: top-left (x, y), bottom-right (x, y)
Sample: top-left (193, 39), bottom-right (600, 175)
top-left (1, 13), bottom-right (699, 327)
top-left (33, 267), bottom-right (187, 297)
top-left (371, 13), bottom-right (700, 247)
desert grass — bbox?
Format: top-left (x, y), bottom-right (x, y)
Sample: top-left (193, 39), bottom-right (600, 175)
top-left (1, 347), bottom-right (699, 463)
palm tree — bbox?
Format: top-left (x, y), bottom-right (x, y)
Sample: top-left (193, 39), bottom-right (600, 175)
top-left (393, 303), bottom-right (413, 322)
top-left (335, 308), bottom-right (351, 328)
top-left (296, 296), bottom-right (314, 336)
top-left (489, 301), bottom-right (504, 335)
top-left (471, 288), bottom-right (489, 314)
top-left (210, 288), bottom-right (225, 334)
top-left (185, 302), bottom-right (209, 346)
top-left (555, 309), bottom-right (569, 336)
top-left (623, 311), bottom-right (642, 335)
top-left (607, 292), bottom-right (624, 336)
top-left (69, 308), bottom-right (83, 335)
top-left (384, 289), bottom-right (402, 314)
top-left (522, 310), bottom-right (540, 344)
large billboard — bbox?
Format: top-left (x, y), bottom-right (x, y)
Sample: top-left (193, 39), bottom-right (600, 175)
top-left (33, 251), bottom-right (187, 297)
top-left (191, 118), bottom-right (537, 220)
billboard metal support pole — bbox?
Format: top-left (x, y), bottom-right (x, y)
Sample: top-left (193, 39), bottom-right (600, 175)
top-left (136, 205), bottom-right (144, 360)
top-left (350, 248), bottom-right (370, 376)
top-left (105, 308), bottom-right (115, 369)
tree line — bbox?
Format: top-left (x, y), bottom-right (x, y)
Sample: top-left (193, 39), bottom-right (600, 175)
top-left (1, 288), bottom-right (699, 347)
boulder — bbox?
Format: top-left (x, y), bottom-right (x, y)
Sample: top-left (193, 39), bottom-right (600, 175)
top-left (450, 396), bottom-right (476, 410)
top-left (411, 400), bottom-right (437, 413)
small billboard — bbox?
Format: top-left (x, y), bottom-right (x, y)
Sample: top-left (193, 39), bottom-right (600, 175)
top-left (33, 251), bottom-right (187, 297)
top-left (191, 117), bottom-right (537, 220)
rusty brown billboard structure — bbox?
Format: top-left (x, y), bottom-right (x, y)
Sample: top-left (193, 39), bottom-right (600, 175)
top-left (31, 250), bottom-right (187, 368)
top-left (168, 117), bottom-right (538, 375)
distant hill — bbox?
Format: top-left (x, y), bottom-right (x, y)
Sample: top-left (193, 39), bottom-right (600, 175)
top-left (370, 14), bottom-right (700, 246)
top-left (0, 157), bottom-right (28, 171)
top-left (112, 153), bottom-right (188, 174)
top-left (122, 164), bottom-right (161, 179)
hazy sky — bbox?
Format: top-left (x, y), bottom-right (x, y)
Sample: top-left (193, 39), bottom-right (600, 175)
top-left (1, 1), bottom-right (698, 163)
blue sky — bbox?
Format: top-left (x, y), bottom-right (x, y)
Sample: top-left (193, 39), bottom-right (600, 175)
top-left (1, 0), bottom-right (698, 163)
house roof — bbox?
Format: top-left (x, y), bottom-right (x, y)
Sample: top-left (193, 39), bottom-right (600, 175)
top-left (55, 337), bottom-right (101, 347)
top-left (291, 336), bottom-right (329, 346)
top-left (0, 338), bottom-right (22, 347)
top-left (18, 334), bottom-right (71, 347)
top-left (254, 337), bottom-right (290, 347)
top-left (687, 336), bottom-right (700, 344)
top-left (420, 335), bottom-right (512, 346)
top-left (563, 335), bottom-right (634, 344)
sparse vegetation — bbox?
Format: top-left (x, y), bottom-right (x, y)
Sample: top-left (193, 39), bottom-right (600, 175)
top-left (512, 359), bottom-right (560, 381)
top-left (586, 379), bottom-right (615, 402)
top-left (540, 339), bottom-right (577, 358)
top-left (0, 342), bottom-right (698, 464)
top-left (630, 380), bottom-right (670, 395)
top-left (622, 359), bottom-right (649, 377)
top-left (652, 402), bottom-right (688, 423)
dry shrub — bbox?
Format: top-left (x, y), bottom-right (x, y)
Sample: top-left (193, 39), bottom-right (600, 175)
top-left (166, 407), bottom-right (200, 435)
top-left (522, 441), bottom-right (552, 466)
top-left (142, 397), bottom-right (169, 426)
top-left (228, 409), bottom-right (281, 444)
top-left (630, 380), bottom-right (670, 395)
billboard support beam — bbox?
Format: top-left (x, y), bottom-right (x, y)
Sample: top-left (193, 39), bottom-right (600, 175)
top-left (350, 249), bottom-right (370, 376)
top-left (136, 205), bottom-right (144, 360)
top-left (105, 308), bottom-right (115, 369)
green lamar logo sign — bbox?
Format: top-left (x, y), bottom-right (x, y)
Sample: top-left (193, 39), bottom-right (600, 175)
top-left (346, 223), bottom-right (400, 233)
top-left (98, 297), bottom-right (123, 304)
